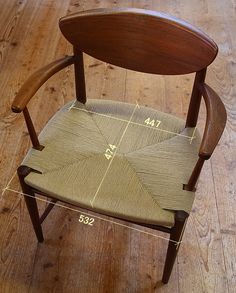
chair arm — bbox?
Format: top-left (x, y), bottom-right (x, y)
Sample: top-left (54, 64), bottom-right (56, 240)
top-left (199, 83), bottom-right (227, 159)
top-left (11, 56), bottom-right (76, 113)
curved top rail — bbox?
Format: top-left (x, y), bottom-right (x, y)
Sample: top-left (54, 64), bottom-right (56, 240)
top-left (60, 8), bottom-right (218, 75)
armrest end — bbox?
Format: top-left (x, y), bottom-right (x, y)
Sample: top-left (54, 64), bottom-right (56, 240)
top-left (11, 105), bottom-right (22, 113)
top-left (199, 83), bottom-right (227, 158)
top-left (11, 56), bottom-right (75, 112)
top-left (199, 152), bottom-right (211, 160)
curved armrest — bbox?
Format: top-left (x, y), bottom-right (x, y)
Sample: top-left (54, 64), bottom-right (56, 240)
top-left (11, 56), bottom-right (76, 113)
top-left (199, 83), bottom-right (227, 159)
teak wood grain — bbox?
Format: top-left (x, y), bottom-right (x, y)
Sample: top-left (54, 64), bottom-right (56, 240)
top-left (10, 5), bottom-right (226, 285)
top-left (73, 46), bottom-right (87, 104)
top-left (199, 83), bottom-right (227, 159)
top-left (0, 0), bottom-right (235, 292)
top-left (10, 7), bottom-right (226, 191)
top-left (185, 68), bottom-right (207, 128)
top-left (59, 8), bottom-right (218, 75)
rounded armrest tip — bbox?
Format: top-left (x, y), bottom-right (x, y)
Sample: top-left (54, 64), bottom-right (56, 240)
top-left (11, 105), bottom-right (22, 113)
top-left (199, 152), bottom-right (211, 160)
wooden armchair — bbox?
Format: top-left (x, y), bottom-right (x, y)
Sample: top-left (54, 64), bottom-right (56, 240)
top-left (11, 8), bottom-right (226, 284)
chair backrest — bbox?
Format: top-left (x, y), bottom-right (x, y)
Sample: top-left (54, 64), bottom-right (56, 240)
top-left (59, 8), bottom-right (218, 75)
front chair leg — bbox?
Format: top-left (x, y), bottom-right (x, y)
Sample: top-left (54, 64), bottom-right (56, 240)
top-left (162, 210), bottom-right (189, 284)
top-left (17, 165), bottom-right (44, 242)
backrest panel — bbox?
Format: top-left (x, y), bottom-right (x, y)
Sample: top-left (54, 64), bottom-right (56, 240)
top-left (59, 8), bottom-right (218, 75)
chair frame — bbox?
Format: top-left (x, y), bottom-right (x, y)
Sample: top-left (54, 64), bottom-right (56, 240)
top-left (11, 8), bottom-right (227, 284)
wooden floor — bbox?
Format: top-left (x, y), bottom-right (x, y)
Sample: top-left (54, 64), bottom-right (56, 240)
top-left (0, 0), bottom-right (235, 292)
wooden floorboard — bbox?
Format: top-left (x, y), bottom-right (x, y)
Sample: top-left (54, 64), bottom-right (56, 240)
top-left (0, 0), bottom-right (235, 292)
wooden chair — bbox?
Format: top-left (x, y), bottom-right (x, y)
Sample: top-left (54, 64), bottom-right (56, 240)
top-left (11, 8), bottom-right (226, 284)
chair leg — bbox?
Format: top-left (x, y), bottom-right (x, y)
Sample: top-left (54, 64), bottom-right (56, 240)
top-left (162, 211), bottom-right (189, 284)
top-left (17, 165), bottom-right (44, 242)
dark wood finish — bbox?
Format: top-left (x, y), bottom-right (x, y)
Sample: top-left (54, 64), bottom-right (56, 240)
top-left (11, 56), bottom-right (76, 113)
top-left (199, 83), bottom-right (227, 159)
top-left (73, 46), bottom-right (86, 103)
top-left (17, 165), bottom-right (44, 242)
top-left (12, 56), bottom-right (77, 153)
top-left (185, 80), bottom-right (226, 189)
top-left (139, 223), bottom-right (171, 233)
top-left (162, 211), bottom-right (189, 284)
top-left (9, 7), bottom-right (227, 286)
top-left (59, 8), bottom-right (218, 75)
top-left (23, 107), bottom-right (44, 151)
top-left (1, 1), bottom-right (233, 291)
top-left (185, 157), bottom-right (205, 191)
top-left (185, 68), bottom-right (207, 127)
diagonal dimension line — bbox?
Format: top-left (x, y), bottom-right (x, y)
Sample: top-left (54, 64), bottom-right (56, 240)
top-left (3, 186), bottom-right (181, 245)
top-left (189, 127), bottom-right (197, 144)
top-left (71, 105), bottom-right (193, 139)
top-left (90, 102), bottom-right (140, 207)
top-left (0, 171), bottom-right (17, 202)
top-left (68, 100), bottom-right (76, 111)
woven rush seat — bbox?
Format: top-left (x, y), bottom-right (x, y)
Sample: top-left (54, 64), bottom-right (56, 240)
top-left (22, 99), bottom-right (200, 227)
top-left (11, 8), bottom-right (227, 283)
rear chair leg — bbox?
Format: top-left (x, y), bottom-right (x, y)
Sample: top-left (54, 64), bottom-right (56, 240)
top-left (162, 211), bottom-right (189, 284)
top-left (17, 165), bottom-right (44, 242)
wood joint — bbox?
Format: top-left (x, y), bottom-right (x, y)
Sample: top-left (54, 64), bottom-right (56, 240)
top-left (17, 165), bottom-right (42, 178)
top-left (186, 157), bottom-right (205, 191)
top-left (174, 210), bottom-right (189, 222)
top-left (185, 68), bottom-right (207, 127)
top-left (39, 199), bottom-right (58, 224)
top-left (183, 183), bottom-right (196, 192)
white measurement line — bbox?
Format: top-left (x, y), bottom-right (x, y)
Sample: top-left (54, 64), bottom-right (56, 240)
top-left (3, 186), bottom-right (181, 245)
top-left (71, 106), bottom-right (193, 139)
top-left (189, 127), bottom-right (197, 144)
top-left (135, 100), bottom-right (140, 109)
top-left (68, 101), bottom-right (76, 111)
top-left (0, 171), bottom-right (17, 202)
top-left (175, 218), bottom-right (188, 249)
top-left (90, 102), bottom-right (139, 207)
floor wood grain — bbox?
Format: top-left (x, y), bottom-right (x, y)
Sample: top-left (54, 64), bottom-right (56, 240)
top-left (0, 0), bottom-right (235, 292)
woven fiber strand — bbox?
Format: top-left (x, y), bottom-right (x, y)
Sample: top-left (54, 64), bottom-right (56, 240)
top-left (23, 99), bottom-right (200, 227)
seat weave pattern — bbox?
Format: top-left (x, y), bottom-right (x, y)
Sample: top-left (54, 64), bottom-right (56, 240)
top-left (22, 99), bottom-right (200, 227)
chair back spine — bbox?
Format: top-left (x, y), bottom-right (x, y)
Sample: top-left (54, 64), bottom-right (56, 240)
top-left (73, 46), bottom-right (86, 104)
top-left (185, 68), bottom-right (206, 127)
top-left (23, 107), bottom-right (44, 151)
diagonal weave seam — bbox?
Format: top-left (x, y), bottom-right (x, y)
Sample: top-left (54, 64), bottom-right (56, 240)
top-left (123, 127), bottom-right (191, 156)
top-left (85, 107), bottom-right (111, 147)
top-left (81, 100), bottom-right (186, 156)
top-left (36, 152), bottom-right (104, 175)
top-left (124, 157), bottom-right (165, 210)
top-left (22, 99), bottom-right (198, 223)
top-left (23, 101), bottom-right (110, 174)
